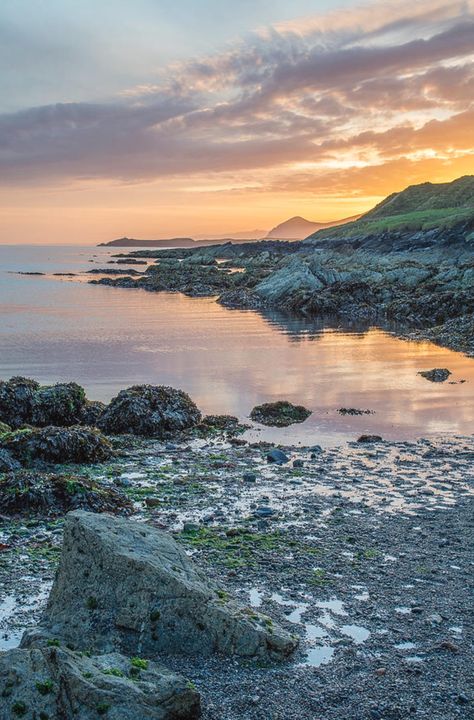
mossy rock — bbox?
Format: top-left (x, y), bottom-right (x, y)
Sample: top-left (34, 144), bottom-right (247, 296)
top-left (250, 401), bottom-right (311, 427)
top-left (0, 425), bottom-right (113, 465)
top-left (0, 470), bottom-right (133, 517)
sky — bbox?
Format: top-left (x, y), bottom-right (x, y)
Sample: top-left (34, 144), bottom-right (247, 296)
top-left (0, 0), bottom-right (473, 244)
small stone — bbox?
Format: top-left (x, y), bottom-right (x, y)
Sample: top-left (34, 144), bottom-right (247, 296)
top-left (145, 497), bottom-right (161, 508)
top-left (254, 506), bottom-right (276, 517)
top-left (357, 435), bottom-right (383, 443)
top-left (243, 472), bottom-right (257, 482)
top-left (293, 459), bottom-right (304, 468)
top-left (267, 449), bottom-right (289, 465)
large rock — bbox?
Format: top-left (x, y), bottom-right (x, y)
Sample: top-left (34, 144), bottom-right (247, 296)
top-left (0, 376), bottom-right (39, 429)
top-left (31, 382), bottom-right (87, 427)
top-left (0, 645), bottom-right (200, 720)
top-left (0, 378), bottom-right (91, 429)
top-left (0, 426), bottom-right (113, 466)
top-left (31, 511), bottom-right (297, 661)
top-left (254, 257), bottom-right (323, 303)
top-left (98, 385), bottom-right (201, 437)
top-left (0, 471), bottom-right (132, 517)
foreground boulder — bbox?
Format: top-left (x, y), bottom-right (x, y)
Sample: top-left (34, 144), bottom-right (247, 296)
top-left (0, 645), bottom-right (200, 720)
top-left (29, 511), bottom-right (297, 661)
top-left (250, 401), bottom-right (311, 427)
top-left (0, 471), bottom-right (132, 517)
top-left (98, 385), bottom-right (202, 437)
top-left (0, 426), bottom-right (113, 466)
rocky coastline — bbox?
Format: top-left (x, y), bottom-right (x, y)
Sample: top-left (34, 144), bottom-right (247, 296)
top-left (0, 377), bottom-right (472, 718)
top-left (88, 220), bottom-right (474, 357)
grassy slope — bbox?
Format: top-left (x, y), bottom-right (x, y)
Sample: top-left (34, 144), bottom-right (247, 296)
top-left (306, 175), bottom-right (474, 240)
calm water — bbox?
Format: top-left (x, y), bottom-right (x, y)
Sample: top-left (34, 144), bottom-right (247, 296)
top-left (1, 244), bottom-right (474, 445)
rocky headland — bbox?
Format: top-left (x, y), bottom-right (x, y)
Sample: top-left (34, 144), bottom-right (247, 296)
top-left (0, 377), bottom-right (473, 719)
top-left (89, 176), bottom-right (474, 356)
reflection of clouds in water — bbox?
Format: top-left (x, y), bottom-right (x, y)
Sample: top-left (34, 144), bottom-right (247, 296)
top-left (0, 245), bottom-right (474, 444)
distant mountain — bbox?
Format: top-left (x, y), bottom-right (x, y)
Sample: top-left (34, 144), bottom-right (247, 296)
top-left (99, 236), bottom-right (263, 249)
top-left (265, 214), bottom-right (360, 240)
top-left (305, 175), bottom-right (474, 251)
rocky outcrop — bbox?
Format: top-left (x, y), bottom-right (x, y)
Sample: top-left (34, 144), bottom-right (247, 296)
top-left (0, 645), bottom-right (200, 720)
top-left (0, 471), bottom-right (132, 517)
top-left (250, 401), bottom-right (312, 427)
top-left (98, 385), bottom-right (201, 437)
top-left (29, 511), bottom-right (297, 661)
top-left (0, 378), bottom-right (90, 429)
top-left (0, 426), bottom-right (113, 466)
top-left (254, 257), bottom-right (323, 304)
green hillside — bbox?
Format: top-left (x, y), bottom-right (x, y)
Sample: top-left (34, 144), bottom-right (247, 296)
top-left (306, 175), bottom-right (474, 242)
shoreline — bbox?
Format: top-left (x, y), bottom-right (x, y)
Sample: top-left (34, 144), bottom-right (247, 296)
top-left (1, 420), bottom-right (473, 718)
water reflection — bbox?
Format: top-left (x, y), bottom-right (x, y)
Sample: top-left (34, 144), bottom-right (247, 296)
top-left (0, 245), bottom-right (473, 445)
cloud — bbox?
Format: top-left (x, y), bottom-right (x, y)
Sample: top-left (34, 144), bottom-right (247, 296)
top-left (0, 0), bottom-right (472, 189)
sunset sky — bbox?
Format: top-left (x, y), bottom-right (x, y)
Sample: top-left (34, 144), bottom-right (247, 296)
top-left (1, 0), bottom-right (473, 244)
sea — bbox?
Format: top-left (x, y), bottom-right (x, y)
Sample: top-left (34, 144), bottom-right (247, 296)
top-left (1, 244), bottom-right (473, 445)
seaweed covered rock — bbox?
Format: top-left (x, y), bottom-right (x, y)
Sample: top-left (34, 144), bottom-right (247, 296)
top-left (31, 382), bottom-right (87, 427)
top-left (0, 645), bottom-right (201, 720)
top-left (81, 400), bottom-right (107, 426)
top-left (0, 448), bottom-right (21, 472)
top-left (33, 511), bottom-right (297, 661)
top-left (418, 368), bottom-right (452, 382)
top-left (98, 385), bottom-right (201, 437)
top-left (0, 426), bottom-right (113, 466)
top-left (199, 415), bottom-right (247, 436)
top-left (0, 376), bottom-right (39, 429)
top-left (250, 401), bottom-right (312, 427)
top-left (0, 471), bottom-right (132, 517)
top-left (0, 377), bottom-right (92, 429)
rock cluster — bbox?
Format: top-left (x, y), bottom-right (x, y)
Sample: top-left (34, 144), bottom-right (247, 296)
top-left (0, 511), bottom-right (296, 718)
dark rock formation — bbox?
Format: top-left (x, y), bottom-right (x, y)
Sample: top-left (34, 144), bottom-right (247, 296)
top-left (250, 401), bottom-right (311, 427)
top-left (0, 471), bottom-right (132, 517)
top-left (0, 426), bottom-right (113, 466)
top-left (0, 377), bottom-right (39, 429)
top-left (31, 383), bottom-right (87, 427)
top-left (418, 368), bottom-right (452, 382)
top-left (98, 385), bottom-right (201, 437)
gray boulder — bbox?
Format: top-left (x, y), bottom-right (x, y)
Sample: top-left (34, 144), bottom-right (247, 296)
top-left (0, 645), bottom-right (200, 720)
top-left (30, 511), bottom-right (296, 661)
top-left (254, 257), bottom-right (323, 303)
top-left (98, 385), bottom-right (201, 437)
